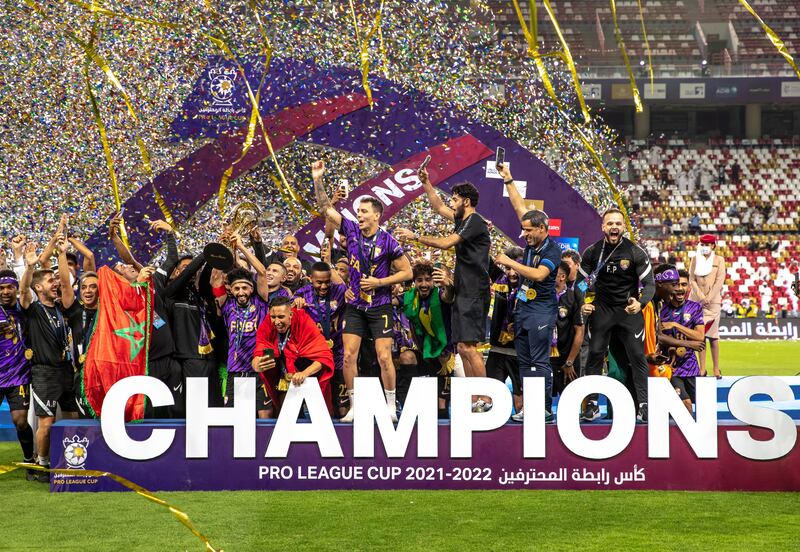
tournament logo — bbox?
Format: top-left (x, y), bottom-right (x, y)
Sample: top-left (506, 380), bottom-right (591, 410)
top-left (208, 65), bottom-right (237, 107)
top-left (619, 259), bottom-right (631, 270)
top-left (683, 312), bottom-right (692, 323)
top-left (559, 306), bottom-right (568, 319)
top-left (63, 435), bottom-right (89, 469)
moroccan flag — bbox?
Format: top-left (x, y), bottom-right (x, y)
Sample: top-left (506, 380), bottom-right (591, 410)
top-left (83, 266), bottom-right (153, 421)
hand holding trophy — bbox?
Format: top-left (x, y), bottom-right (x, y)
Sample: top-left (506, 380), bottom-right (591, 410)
top-left (203, 202), bottom-right (261, 270)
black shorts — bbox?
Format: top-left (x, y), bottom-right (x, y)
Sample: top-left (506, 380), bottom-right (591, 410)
top-left (451, 292), bottom-right (490, 344)
top-left (418, 355), bottom-right (451, 400)
top-left (31, 364), bottom-right (77, 417)
top-left (72, 370), bottom-right (93, 419)
top-left (1, 384), bottom-right (30, 412)
top-left (671, 376), bottom-right (696, 403)
top-left (486, 352), bottom-right (521, 396)
top-left (343, 303), bottom-right (393, 340)
top-left (224, 372), bottom-right (270, 411)
top-left (332, 369), bottom-right (349, 411)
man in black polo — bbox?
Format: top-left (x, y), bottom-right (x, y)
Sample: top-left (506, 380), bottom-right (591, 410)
top-left (579, 208), bottom-right (655, 422)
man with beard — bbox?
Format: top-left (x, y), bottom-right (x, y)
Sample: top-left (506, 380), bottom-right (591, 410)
top-left (283, 257), bottom-right (308, 294)
top-left (0, 269), bottom-right (35, 479)
top-left (252, 296), bottom-right (334, 414)
top-left (19, 237), bottom-right (78, 480)
top-left (60, 270), bottom-right (98, 418)
top-left (486, 247), bottom-right (523, 415)
top-left (659, 270), bottom-right (705, 413)
top-left (579, 209), bottom-right (655, 423)
top-left (292, 262), bottom-right (348, 416)
top-left (110, 217), bottom-right (183, 417)
top-left (493, 164), bottom-right (562, 423)
top-left (396, 169), bottom-right (491, 412)
top-left (312, 160), bottom-right (413, 423)
top-left (400, 262), bottom-right (455, 418)
top-left (211, 238), bottom-right (272, 418)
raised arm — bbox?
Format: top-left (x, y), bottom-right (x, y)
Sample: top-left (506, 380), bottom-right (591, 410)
top-left (68, 236), bottom-right (96, 273)
top-left (109, 215), bottom-right (143, 271)
top-left (419, 167), bottom-right (454, 222)
top-left (19, 243), bottom-right (37, 309)
top-left (162, 253), bottom-right (205, 299)
top-left (149, 219), bottom-right (177, 276)
top-left (55, 235), bottom-right (75, 309)
top-left (496, 163), bottom-right (527, 220)
top-left (311, 160), bottom-right (343, 227)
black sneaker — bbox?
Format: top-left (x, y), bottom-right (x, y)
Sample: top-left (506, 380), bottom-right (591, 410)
top-left (637, 402), bottom-right (648, 423)
top-left (34, 466), bottom-right (50, 484)
top-left (581, 401), bottom-right (601, 422)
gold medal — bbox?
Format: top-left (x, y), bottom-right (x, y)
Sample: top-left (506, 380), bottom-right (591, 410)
top-left (3, 332), bottom-right (12, 340)
top-left (326, 339), bottom-right (334, 349)
top-left (676, 346), bottom-right (686, 357)
top-left (526, 288), bottom-right (537, 301)
top-left (24, 349), bottom-right (33, 360)
top-left (359, 289), bottom-right (373, 303)
top-left (78, 353), bottom-right (86, 365)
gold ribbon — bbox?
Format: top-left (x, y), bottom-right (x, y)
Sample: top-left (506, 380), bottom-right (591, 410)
top-left (738, 0), bottom-right (800, 78)
top-left (636, 0), bottom-right (655, 90)
top-left (540, 0), bottom-right (591, 123)
top-left (25, 0), bottom-right (176, 228)
top-left (0, 463), bottom-right (220, 551)
top-left (510, 0), bottom-right (635, 238)
top-left (349, 0), bottom-right (384, 109)
top-left (610, 0), bottom-right (643, 112)
top-left (61, 0), bottom-right (315, 218)
top-left (277, 373), bottom-right (292, 392)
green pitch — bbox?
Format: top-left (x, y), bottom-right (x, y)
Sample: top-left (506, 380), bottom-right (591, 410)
top-left (2, 341), bottom-right (799, 550)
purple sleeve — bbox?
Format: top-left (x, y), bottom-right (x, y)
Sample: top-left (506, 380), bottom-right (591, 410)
top-left (385, 233), bottom-right (404, 261)
top-left (340, 218), bottom-right (358, 242)
top-left (690, 301), bottom-right (704, 328)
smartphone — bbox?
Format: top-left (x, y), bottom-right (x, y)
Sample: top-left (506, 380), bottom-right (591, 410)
top-left (433, 262), bottom-right (443, 270)
top-left (338, 179), bottom-right (350, 197)
top-left (495, 146), bottom-right (505, 168)
top-left (263, 349), bottom-right (274, 359)
top-left (419, 154), bottom-right (432, 172)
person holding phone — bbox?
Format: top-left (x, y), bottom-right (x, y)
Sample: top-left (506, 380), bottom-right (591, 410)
top-left (395, 162), bottom-right (493, 412)
top-left (311, 160), bottom-right (412, 423)
top-left (252, 296), bottom-right (334, 415)
top-left (492, 163), bottom-right (562, 423)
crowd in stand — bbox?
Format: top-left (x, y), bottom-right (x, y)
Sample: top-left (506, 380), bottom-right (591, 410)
top-left (0, 159), bottom-right (739, 483)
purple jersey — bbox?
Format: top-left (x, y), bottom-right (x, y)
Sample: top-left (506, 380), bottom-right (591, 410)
top-left (659, 299), bottom-right (704, 377)
top-left (222, 295), bottom-right (269, 373)
top-left (0, 304), bottom-right (30, 387)
top-left (294, 283), bottom-right (347, 342)
top-left (340, 218), bottom-right (404, 310)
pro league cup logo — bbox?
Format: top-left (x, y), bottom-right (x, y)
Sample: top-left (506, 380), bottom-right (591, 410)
top-left (63, 435), bottom-right (90, 469)
top-left (208, 66), bottom-right (237, 107)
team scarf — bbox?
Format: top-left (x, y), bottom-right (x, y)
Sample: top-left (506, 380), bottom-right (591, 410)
top-left (403, 288), bottom-right (448, 360)
top-left (83, 266), bottom-right (152, 421)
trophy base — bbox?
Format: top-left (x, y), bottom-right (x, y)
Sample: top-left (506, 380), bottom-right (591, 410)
top-left (203, 242), bottom-right (235, 270)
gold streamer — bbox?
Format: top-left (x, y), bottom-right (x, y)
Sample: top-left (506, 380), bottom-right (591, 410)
top-left (83, 15), bottom-right (129, 247)
top-left (540, 0), bottom-right (591, 123)
top-left (61, 0), bottom-right (315, 218)
top-left (636, 0), bottom-right (655, 90)
top-left (511, 0), bottom-right (564, 111)
top-left (610, 0), bottom-right (643, 113)
top-left (738, 0), bottom-right (800, 78)
top-left (348, 0), bottom-right (384, 108)
top-left (24, 0), bottom-right (176, 227)
top-left (562, 111), bottom-right (635, 238)
top-left (1, 463), bottom-right (220, 551)
top-left (509, 0), bottom-right (636, 238)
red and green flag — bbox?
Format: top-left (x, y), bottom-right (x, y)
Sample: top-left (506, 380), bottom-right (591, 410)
top-left (83, 266), bottom-right (153, 421)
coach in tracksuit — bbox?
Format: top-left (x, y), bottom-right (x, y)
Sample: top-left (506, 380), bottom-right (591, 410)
top-left (495, 164), bottom-right (562, 422)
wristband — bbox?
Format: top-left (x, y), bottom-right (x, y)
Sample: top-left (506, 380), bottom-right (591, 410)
top-left (212, 285), bottom-right (227, 298)
top-left (503, 179), bottom-right (514, 185)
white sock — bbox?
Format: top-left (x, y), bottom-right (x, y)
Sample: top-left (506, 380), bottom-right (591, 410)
top-left (347, 389), bottom-right (354, 408)
top-left (37, 455), bottom-right (49, 466)
top-left (385, 388), bottom-right (396, 406)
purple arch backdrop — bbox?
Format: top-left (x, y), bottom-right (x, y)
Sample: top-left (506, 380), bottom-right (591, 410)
top-left (85, 57), bottom-right (602, 262)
